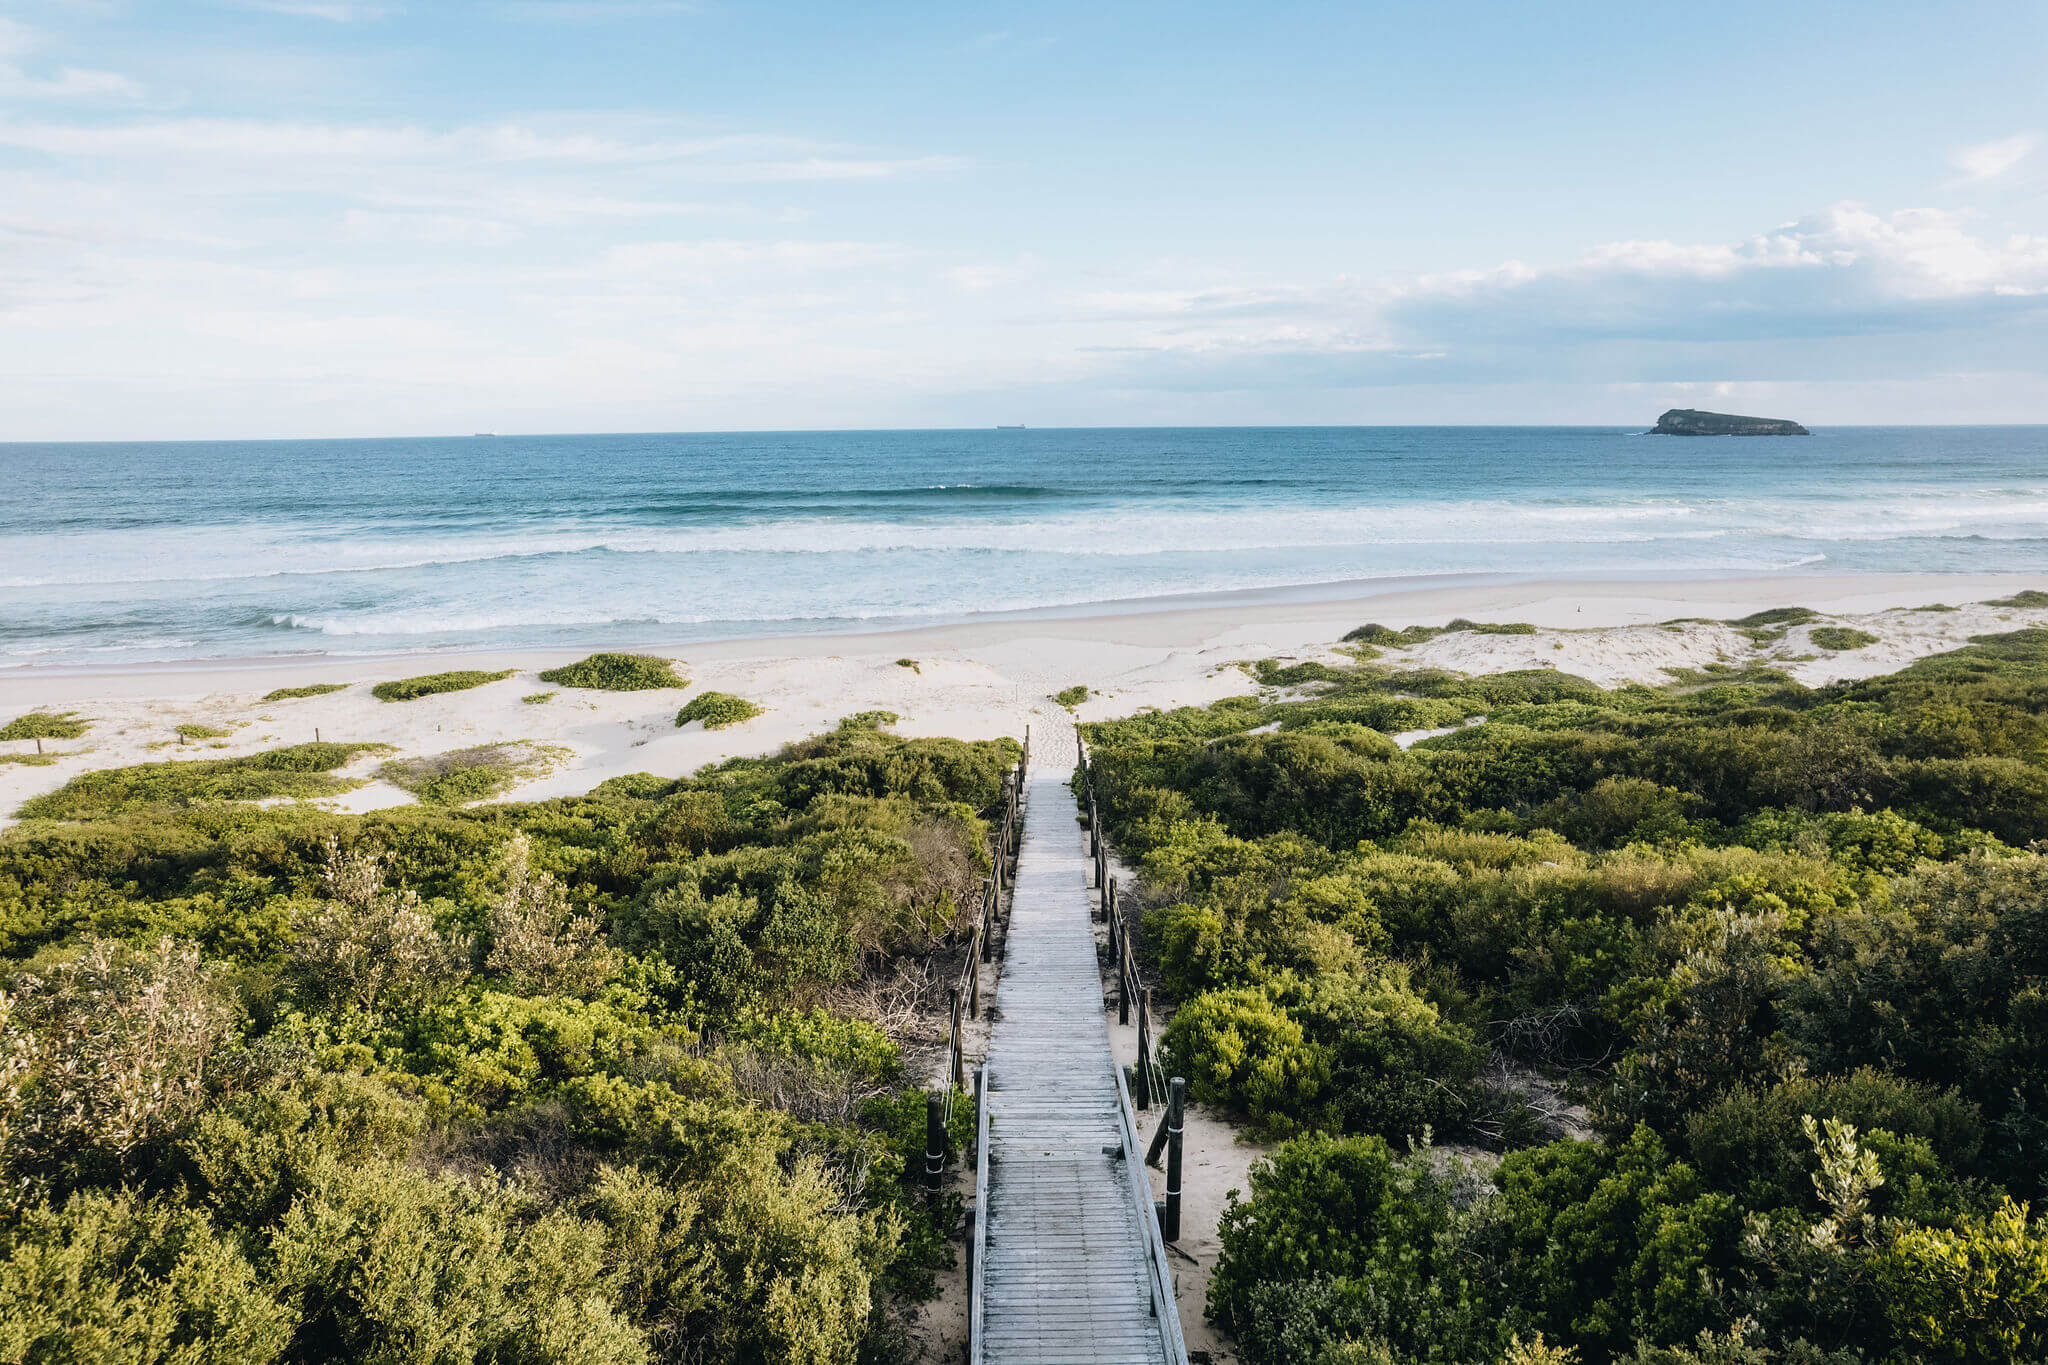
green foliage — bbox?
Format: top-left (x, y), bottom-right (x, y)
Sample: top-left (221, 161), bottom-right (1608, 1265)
top-left (0, 754), bottom-right (56, 767)
top-left (377, 741), bottom-right (568, 806)
top-left (1878, 1198), bottom-right (2048, 1362)
top-left (1729, 606), bottom-right (1821, 629)
top-left (522, 691), bottom-right (556, 705)
top-left (16, 743), bottom-right (390, 821)
top-left (1086, 626), bottom-right (2048, 1362)
top-left (1984, 589), bottom-right (2048, 608)
top-left (676, 691), bottom-right (765, 730)
top-left (261, 683), bottom-right (347, 701)
top-left (895, 658), bottom-right (920, 672)
top-left (174, 723), bottom-right (231, 740)
top-left (1809, 626), bottom-right (1879, 651)
top-left (0, 716), bottom-right (1015, 1362)
top-left (0, 713), bottom-right (88, 742)
top-left (536, 652), bottom-right (687, 691)
top-left (370, 669), bottom-right (515, 702)
top-left (1343, 618), bottom-right (1538, 647)
top-left (1053, 685), bottom-right (1089, 708)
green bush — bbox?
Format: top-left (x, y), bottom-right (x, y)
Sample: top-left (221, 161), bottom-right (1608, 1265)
top-left (370, 669), bottom-right (515, 702)
top-left (175, 723), bottom-right (232, 740)
top-left (1161, 986), bottom-right (1329, 1134)
top-left (16, 742), bottom-right (391, 820)
top-left (261, 683), bottom-right (348, 701)
top-left (1810, 626), bottom-right (1880, 651)
top-left (536, 652), bottom-right (687, 691)
top-left (521, 691), bottom-right (555, 705)
top-left (1, 712), bottom-right (89, 742)
top-left (376, 742), bottom-right (567, 806)
top-left (1984, 589), bottom-right (2048, 608)
top-left (1053, 685), bottom-right (1089, 708)
top-left (676, 691), bottom-right (765, 730)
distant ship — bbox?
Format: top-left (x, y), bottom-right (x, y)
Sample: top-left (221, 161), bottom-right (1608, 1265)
top-left (995, 424), bottom-right (1026, 430)
top-left (474, 431), bottom-right (497, 437)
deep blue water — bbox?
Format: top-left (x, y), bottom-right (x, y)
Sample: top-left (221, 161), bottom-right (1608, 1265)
top-left (2, 425), bottom-right (2045, 667)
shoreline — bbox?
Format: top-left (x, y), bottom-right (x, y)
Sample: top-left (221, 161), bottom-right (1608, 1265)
top-left (1, 570), bottom-right (2034, 694)
top-left (5, 569), bottom-right (2045, 829)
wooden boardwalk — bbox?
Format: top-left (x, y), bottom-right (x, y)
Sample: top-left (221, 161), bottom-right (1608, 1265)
top-left (973, 753), bottom-right (1185, 1365)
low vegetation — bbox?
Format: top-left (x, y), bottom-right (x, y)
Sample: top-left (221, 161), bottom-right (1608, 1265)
top-left (1810, 625), bottom-right (1880, 651)
top-left (15, 742), bottom-right (390, 821)
top-left (1985, 588), bottom-right (2048, 608)
top-left (371, 669), bottom-right (516, 702)
top-left (535, 652), bottom-right (687, 691)
top-left (262, 683), bottom-right (349, 701)
top-left (0, 718), bottom-right (1018, 1363)
top-left (0, 712), bottom-right (88, 742)
top-left (377, 742), bottom-right (570, 806)
top-left (1054, 685), bottom-right (1089, 708)
top-left (521, 691), bottom-right (555, 705)
top-left (675, 691), bottom-right (764, 730)
top-left (1342, 618), bottom-right (1537, 647)
top-left (897, 658), bottom-right (920, 672)
top-left (175, 723), bottom-right (233, 740)
top-left (1083, 627), bottom-right (2048, 1362)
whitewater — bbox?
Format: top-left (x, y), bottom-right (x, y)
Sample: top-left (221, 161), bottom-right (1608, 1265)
top-left (3, 424), bottom-right (2046, 667)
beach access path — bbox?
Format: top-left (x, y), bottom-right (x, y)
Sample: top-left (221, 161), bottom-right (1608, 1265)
top-left (974, 723), bottom-right (1183, 1365)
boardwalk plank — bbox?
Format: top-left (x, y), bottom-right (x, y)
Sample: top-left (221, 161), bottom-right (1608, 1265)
top-left (976, 752), bottom-right (1175, 1365)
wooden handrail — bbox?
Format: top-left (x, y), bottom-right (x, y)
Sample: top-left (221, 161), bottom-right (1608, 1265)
top-left (1113, 1054), bottom-right (1191, 1364)
top-left (968, 1061), bottom-right (991, 1365)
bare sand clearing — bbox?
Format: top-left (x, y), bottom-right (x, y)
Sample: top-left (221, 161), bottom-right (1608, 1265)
top-left (4, 572), bottom-right (2044, 827)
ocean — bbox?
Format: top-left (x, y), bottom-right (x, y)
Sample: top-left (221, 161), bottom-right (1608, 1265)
top-left (3, 425), bottom-right (2045, 669)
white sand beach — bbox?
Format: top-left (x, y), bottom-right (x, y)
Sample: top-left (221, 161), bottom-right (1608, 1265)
top-left (4, 571), bottom-right (2044, 825)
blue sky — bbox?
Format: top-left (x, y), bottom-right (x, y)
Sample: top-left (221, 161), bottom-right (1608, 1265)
top-left (2, 0), bottom-right (2047, 437)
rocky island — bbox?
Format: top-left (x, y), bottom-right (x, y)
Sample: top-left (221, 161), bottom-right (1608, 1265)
top-left (1651, 408), bottom-right (1810, 436)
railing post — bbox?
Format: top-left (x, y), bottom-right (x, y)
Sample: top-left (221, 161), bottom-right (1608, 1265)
top-left (1117, 944), bottom-right (1130, 1025)
top-left (981, 879), bottom-right (995, 960)
top-left (969, 947), bottom-right (981, 1019)
top-left (949, 986), bottom-right (965, 1092)
top-left (1105, 874), bottom-right (1116, 925)
top-left (1163, 1077), bottom-right (1184, 1242)
top-left (1136, 988), bottom-right (1153, 1109)
top-left (925, 1090), bottom-right (946, 1189)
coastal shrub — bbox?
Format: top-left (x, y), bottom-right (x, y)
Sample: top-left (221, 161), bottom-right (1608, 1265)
top-left (1053, 685), bottom-right (1089, 708)
top-left (676, 691), bottom-right (764, 730)
top-left (1161, 987), bottom-right (1329, 1134)
top-left (175, 723), bottom-right (232, 740)
top-left (376, 742), bottom-right (568, 807)
top-left (837, 710), bottom-right (899, 731)
top-left (1251, 658), bottom-right (1346, 687)
top-left (1078, 624), bottom-right (2048, 1360)
top-left (1, 712), bottom-right (88, 742)
top-left (536, 652), bottom-right (686, 691)
top-left (1985, 589), bottom-right (2048, 608)
top-left (1341, 619), bottom-right (1538, 649)
top-left (1810, 626), bottom-right (1879, 651)
top-left (262, 683), bottom-right (348, 701)
top-left (15, 742), bottom-right (390, 820)
top-left (521, 691), bottom-right (555, 705)
top-left (896, 658), bottom-right (920, 672)
top-left (1729, 606), bottom-right (1820, 629)
top-left (0, 753), bottom-right (57, 766)
top-left (370, 669), bottom-right (515, 702)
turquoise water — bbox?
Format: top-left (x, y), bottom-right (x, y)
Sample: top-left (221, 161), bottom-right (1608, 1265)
top-left (2, 426), bottom-right (2045, 667)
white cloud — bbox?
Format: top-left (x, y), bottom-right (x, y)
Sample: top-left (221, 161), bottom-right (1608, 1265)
top-left (0, 18), bottom-right (141, 99)
top-left (225, 1), bottom-right (399, 19)
top-left (1953, 133), bottom-right (2037, 181)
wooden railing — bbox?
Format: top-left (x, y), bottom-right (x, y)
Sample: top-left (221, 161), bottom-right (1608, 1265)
top-left (1115, 1051), bottom-right (1192, 1363)
top-left (1079, 737), bottom-right (1168, 1111)
top-left (931, 728), bottom-right (1029, 1176)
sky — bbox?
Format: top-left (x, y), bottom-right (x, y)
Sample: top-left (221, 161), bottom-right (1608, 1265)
top-left (2, 1), bottom-right (2047, 438)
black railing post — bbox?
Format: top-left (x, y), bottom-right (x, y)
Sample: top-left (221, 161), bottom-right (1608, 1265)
top-left (1163, 1077), bottom-right (1184, 1242)
top-left (925, 1091), bottom-right (946, 1189)
top-left (1136, 988), bottom-right (1153, 1109)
